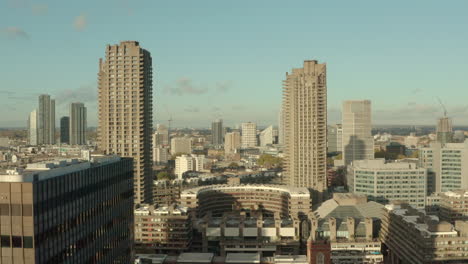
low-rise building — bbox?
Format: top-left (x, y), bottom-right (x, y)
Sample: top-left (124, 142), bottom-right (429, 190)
top-left (380, 202), bottom-right (468, 264)
top-left (439, 189), bottom-right (468, 222)
top-left (175, 154), bottom-right (205, 179)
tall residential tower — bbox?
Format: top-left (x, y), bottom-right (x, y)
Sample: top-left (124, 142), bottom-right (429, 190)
top-left (37, 94), bottom-right (55, 145)
top-left (98, 41), bottom-right (153, 204)
top-left (282, 60), bottom-right (327, 199)
top-left (70, 102), bottom-right (87, 145)
top-left (211, 119), bottom-right (224, 146)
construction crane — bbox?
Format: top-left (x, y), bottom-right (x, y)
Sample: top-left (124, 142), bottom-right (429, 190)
top-left (437, 97), bottom-right (447, 117)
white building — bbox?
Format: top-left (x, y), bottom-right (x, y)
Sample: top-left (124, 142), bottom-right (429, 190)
top-left (349, 159), bottom-right (427, 209)
top-left (241, 122), bottom-right (257, 148)
top-left (259, 125), bottom-right (274, 146)
top-left (419, 140), bottom-right (468, 193)
top-left (28, 110), bottom-right (37, 146)
top-left (342, 100), bottom-right (374, 166)
top-left (153, 147), bottom-right (169, 164)
top-left (175, 154), bottom-right (205, 179)
top-left (170, 137), bottom-right (192, 155)
top-left (327, 124), bottom-right (343, 153)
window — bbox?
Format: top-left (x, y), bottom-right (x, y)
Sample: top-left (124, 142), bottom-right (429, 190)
top-left (12, 236), bottom-right (21, 248)
top-left (23, 205), bottom-right (32, 217)
top-left (11, 204), bottom-right (21, 216)
top-left (23, 237), bottom-right (33, 248)
top-left (0, 204), bottom-right (9, 215)
top-left (1, 236), bottom-right (10, 247)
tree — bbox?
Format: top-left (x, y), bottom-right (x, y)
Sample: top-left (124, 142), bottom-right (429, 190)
top-left (157, 171), bottom-right (172, 181)
top-left (257, 154), bottom-right (283, 169)
top-left (228, 162), bottom-right (239, 168)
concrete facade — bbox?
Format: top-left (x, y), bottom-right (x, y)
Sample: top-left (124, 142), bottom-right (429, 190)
top-left (37, 94), bottom-right (55, 145)
top-left (69, 102), bottom-right (87, 145)
top-left (241, 122), bottom-right (257, 148)
top-left (224, 132), bottom-right (241, 154)
top-left (97, 41), bottom-right (153, 204)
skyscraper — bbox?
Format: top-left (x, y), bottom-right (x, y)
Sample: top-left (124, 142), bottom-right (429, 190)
top-left (437, 116), bottom-right (453, 144)
top-left (211, 119), bottom-right (224, 146)
top-left (37, 94), bottom-right (55, 145)
top-left (342, 100), bottom-right (374, 166)
top-left (98, 41), bottom-right (153, 204)
top-left (28, 110), bottom-right (37, 145)
top-left (327, 124), bottom-right (343, 153)
top-left (278, 107), bottom-right (285, 145)
top-left (70, 102), bottom-right (87, 145)
top-left (259, 125), bottom-right (274, 146)
top-left (154, 124), bottom-right (169, 147)
top-left (241, 122), bottom-right (257, 148)
top-left (282, 60), bottom-right (327, 198)
top-left (60, 116), bottom-right (70, 144)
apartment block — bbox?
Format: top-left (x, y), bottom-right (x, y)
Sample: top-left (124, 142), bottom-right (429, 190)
top-left (69, 102), bottom-right (87, 145)
top-left (349, 159), bottom-right (427, 208)
top-left (282, 60), bottom-right (327, 197)
top-left (438, 190), bottom-right (468, 222)
top-left (327, 124), bottom-right (342, 153)
top-left (241, 122), bottom-right (257, 148)
top-left (0, 156), bottom-right (134, 263)
top-left (37, 94), bottom-right (55, 145)
top-left (224, 132), bottom-right (241, 154)
top-left (171, 137), bottom-right (192, 155)
top-left (60, 116), bottom-right (70, 144)
top-left (211, 119), bottom-right (224, 146)
top-left (259, 125), bottom-right (275, 146)
top-left (97, 41), bottom-right (153, 204)
top-left (175, 154), bottom-right (205, 179)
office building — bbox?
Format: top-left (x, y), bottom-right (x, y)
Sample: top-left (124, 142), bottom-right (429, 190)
top-left (327, 124), bottom-right (342, 153)
top-left (211, 119), bottom-right (223, 146)
top-left (0, 156), bottom-right (134, 263)
top-left (419, 140), bottom-right (468, 193)
top-left (28, 110), bottom-right (37, 145)
top-left (170, 137), bottom-right (192, 155)
top-left (308, 193), bottom-right (384, 264)
top-left (224, 131), bottom-right (241, 154)
top-left (97, 41), bottom-right (153, 204)
top-left (380, 202), bottom-right (468, 264)
top-left (282, 60), bottom-right (327, 197)
top-left (69, 102), bottom-right (87, 145)
top-left (153, 147), bottom-right (169, 164)
top-left (154, 124), bottom-right (169, 147)
top-left (175, 154), bottom-right (204, 179)
top-left (438, 190), bottom-right (468, 222)
top-left (342, 100), bottom-right (373, 166)
top-left (60, 116), bottom-right (70, 144)
top-left (259, 125), bottom-right (275, 146)
top-left (241, 122), bottom-right (257, 148)
top-left (348, 159), bottom-right (427, 208)
top-left (437, 116), bottom-right (453, 144)
top-left (135, 204), bottom-right (192, 254)
top-left (37, 94), bottom-right (55, 145)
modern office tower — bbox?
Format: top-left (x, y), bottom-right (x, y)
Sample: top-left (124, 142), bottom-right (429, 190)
top-left (259, 125), bottom-right (275, 146)
top-left (97, 41), bottom-right (153, 204)
top-left (241, 122), bottom-right (257, 148)
top-left (59, 116), bottom-right (70, 144)
top-left (28, 110), bottom-right (37, 145)
top-left (348, 159), bottom-right (427, 208)
top-left (380, 202), bottom-right (468, 264)
top-left (154, 124), bottom-right (169, 147)
top-left (170, 137), bottom-right (192, 155)
top-left (37, 94), bottom-right (55, 145)
top-left (69, 102), bottom-right (87, 145)
top-left (438, 190), bottom-right (468, 222)
top-left (342, 100), bottom-right (374, 166)
top-left (0, 156), bottom-right (134, 263)
top-left (327, 124), bottom-right (343, 153)
top-left (153, 147), bottom-right (169, 164)
top-left (211, 119), bottom-right (224, 146)
top-left (278, 107), bottom-right (285, 145)
top-left (224, 131), bottom-right (241, 154)
top-left (419, 140), bottom-right (468, 193)
top-left (135, 204), bottom-right (192, 254)
top-left (437, 116), bottom-right (454, 144)
top-left (282, 60), bottom-right (327, 197)
top-left (308, 193), bottom-right (385, 264)
top-left (175, 154), bottom-right (204, 179)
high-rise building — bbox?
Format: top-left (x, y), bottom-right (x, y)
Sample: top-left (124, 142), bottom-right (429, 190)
top-left (153, 147), bottom-right (169, 164)
top-left (241, 122), bottom-right (257, 148)
top-left (175, 154), bottom-right (204, 179)
top-left (37, 94), bottom-right (55, 145)
top-left (327, 124), bottom-right (343, 153)
top-left (278, 107), bottom-right (285, 145)
top-left (0, 156), bottom-right (134, 263)
top-left (342, 100), bottom-right (374, 166)
top-left (211, 119), bottom-right (224, 146)
top-left (437, 116), bottom-right (453, 144)
top-left (348, 159), bottom-right (427, 208)
top-left (28, 110), bottom-right (37, 145)
top-left (224, 131), bottom-right (241, 154)
top-left (69, 102), bottom-right (87, 145)
top-left (171, 137), bottom-right (192, 155)
top-left (419, 140), bottom-right (468, 193)
top-left (60, 116), bottom-right (70, 144)
top-left (259, 125), bottom-right (275, 146)
top-left (153, 124), bottom-right (169, 147)
top-left (97, 41), bottom-right (153, 204)
top-left (282, 60), bottom-right (327, 197)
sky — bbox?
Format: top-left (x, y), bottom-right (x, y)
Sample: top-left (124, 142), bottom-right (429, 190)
top-left (1, 0), bottom-right (468, 128)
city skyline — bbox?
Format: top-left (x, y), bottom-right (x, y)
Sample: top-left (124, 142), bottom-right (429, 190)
top-left (1, 1), bottom-right (468, 127)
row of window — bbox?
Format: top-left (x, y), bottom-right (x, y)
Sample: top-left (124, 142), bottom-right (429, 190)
top-left (0, 236), bottom-right (33, 248)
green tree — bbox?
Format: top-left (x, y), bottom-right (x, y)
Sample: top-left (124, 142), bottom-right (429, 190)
top-left (228, 162), bottom-right (239, 168)
top-left (157, 171), bottom-right (172, 181)
top-left (257, 154), bottom-right (283, 169)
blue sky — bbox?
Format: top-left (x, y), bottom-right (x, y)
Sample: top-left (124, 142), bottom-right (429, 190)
top-left (1, 0), bottom-right (468, 128)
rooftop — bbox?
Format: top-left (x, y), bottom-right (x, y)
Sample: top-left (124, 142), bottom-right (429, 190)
top-left (315, 194), bottom-right (384, 219)
top-left (225, 253), bottom-right (260, 264)
top-left (177, 253), bottom-right (213, 263)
